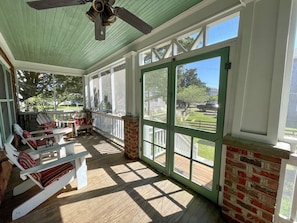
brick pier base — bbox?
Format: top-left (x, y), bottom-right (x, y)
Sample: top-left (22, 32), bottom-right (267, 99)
top-left (122, 115), bottom-right (139, 160)
top-left (222, 146), bottom-right (281, 223)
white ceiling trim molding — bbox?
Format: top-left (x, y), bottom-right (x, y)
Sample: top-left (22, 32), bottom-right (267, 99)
top-left (15, 60), bottom-right (85, 76)
top-left (0, 32), bottom-right (16, 68)
top-left (239, 0), bottom-right (259, 7)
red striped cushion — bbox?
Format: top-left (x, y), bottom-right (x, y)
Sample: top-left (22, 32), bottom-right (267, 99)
top-left (23, 130), bottom-right (37, 149)
top-left (40, 162), bottom-right (74, 187)
top-left (18, 151), bottom-right (41, 182)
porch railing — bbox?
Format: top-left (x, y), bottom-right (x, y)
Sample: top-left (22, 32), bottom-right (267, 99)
top-left (18, 110), bottom-right (124, 146)
top-left (92, 111), bottom-right (124, 145)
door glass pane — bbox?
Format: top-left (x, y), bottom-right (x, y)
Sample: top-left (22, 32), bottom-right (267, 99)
top-left (174, 133), bottom-right (191, 179)
top-left (143, 141), bottom-right (153, 160)
top-left (154, 127), bottom-right (166, 147)
top-left (174, 154), bottom-right (190, 179)
top-left (175, 57), bottom-right (221, 132)
top-left (192, 138), bottom-right (215, 190)
top-left (143, 125), bottom-right (153, 142)
top-left (154, 145), bottom-right (166, 167)
top-left (143, 68), bottom-right (168, 122)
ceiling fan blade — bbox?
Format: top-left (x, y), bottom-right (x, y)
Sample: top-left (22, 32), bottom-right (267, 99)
top-left (95, 14), bottom-right (106, 40)
top-left (27, 0), bottom-right (92, 10)
top-left (114, 7), bottom-right (152, 34)
top-left (107, 0), bottom-right (116, 6)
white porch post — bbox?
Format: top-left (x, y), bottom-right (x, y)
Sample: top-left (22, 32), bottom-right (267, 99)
top-left (124, 51), bottom-right (138, 116)
top-left (123, 51), bottom-right (140, 159)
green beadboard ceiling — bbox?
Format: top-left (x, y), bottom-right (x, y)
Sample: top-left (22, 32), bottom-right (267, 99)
top-left (0, 0), bottom-right (203, 70)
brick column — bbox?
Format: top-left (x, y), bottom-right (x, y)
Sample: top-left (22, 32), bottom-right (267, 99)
top-left (122, 115), bottom-right (139, 160)
top-left (222, 146), bottom-right (282, 223)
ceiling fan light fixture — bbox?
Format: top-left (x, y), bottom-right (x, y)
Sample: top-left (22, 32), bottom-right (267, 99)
top-left (86, 6), bottom-right (98, 22)
top-left (92, 0), bottom-right (104, 12)
top-left (102, 6), bottom-right (116, 25)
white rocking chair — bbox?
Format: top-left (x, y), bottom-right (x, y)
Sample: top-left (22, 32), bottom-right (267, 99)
top-left (36, 113), bottom-right (74, 137)
top-left (4, 135), bottom-right (89, 220)
top-left (14, 123), bottom-right (76, 162)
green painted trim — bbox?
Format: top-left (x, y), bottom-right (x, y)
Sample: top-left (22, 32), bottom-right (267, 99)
top-left (0, 61), bottom-right (16, 142)
top-left (141, 47), bottom-right (230, 204)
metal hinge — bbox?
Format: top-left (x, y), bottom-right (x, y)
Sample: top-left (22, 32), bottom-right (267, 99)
top-left (225, 62), bottom-right (232, 70)
top-left (216, 184), bottom-right (222, 191)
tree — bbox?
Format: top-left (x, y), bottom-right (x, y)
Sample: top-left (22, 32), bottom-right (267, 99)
top-left (17, 70), bottom-right (53, 102)
top-left (17, 70), bottom-right (83, 111)
top-left (176, 65), bottom-right (208, 110)
top-left (143, 68), bottom-right (167, 115)
top-left (177, 85), bottom-right (208, 111)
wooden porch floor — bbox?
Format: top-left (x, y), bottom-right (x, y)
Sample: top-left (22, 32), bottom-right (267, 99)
top-left (0, 133), bottom-right (226, 223)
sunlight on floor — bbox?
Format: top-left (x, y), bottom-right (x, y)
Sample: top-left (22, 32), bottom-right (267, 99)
top-left (134, 179), bottom-right (194, 218)
top-left (111, 163), bottom-right (159, 183)
top-left (93, 143), bottom-right (122, 154)
top-left (59, 191), bottom-right (152, 223)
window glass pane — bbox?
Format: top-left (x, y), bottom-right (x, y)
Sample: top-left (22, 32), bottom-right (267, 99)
top-left (143, 141), bottom-right (153, 159)
top-left (92, 75), bottom-right (99, 110)
top-left (280, 164), bottom-right (297, 219)
top-left (0, 65), bottom-right (6, 99)
top-left (143, 68), bottom-right (168, 123)
top-left (143, 125), bottom-right (153, 142)
top-left (206, 13), bottom-right (240, 46)
top-left (85, 77), bottom-right (89, 109)
top-left (154, 127), bottom-right (166, 147)
top-left (2, 102), bottom-right (10, 139)
top-left (6, 70), bottom-right (12, 99)
top-left (114, 64), bottom-right (126, 116)
top-left (17, 71), bottom-right (83, 112)
top-left (174, 153), bottom-right (190, 179)
top-left (285, 24), bottom-right (297, 139)
top-left (139, 50), bottom-right (152, 66)
top-left (192, 138), bottom-right (214, 190)
top-left (175, 133), bottom-right (191, 158)
top-left (177, 29), bottom-right (203, 52)
top-left (175, 57), bottom-right (221, 133)
top-left (10, 102), bottom-right (16, 124)
top-left (100, 71), bottom-right (112, 113)
top-left (154, 145), bottom-right (166, 167)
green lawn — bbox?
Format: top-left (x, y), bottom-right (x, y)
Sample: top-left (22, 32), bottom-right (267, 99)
top-left (185, 109), bottom-right (217, 123)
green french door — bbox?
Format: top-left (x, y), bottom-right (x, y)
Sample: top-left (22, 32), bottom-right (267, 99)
top-left (141, 47), bottom-right (229, 203)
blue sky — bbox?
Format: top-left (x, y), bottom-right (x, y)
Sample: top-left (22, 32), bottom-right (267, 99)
top-left (183, 15), bottom-right (297, 90)
top-left (182, 15), bottom-right (238, 89)
top-left (184, 57), bottom-right (220, 89)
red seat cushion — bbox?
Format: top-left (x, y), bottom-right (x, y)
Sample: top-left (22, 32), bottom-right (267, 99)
top-left (40, 162), bottom-right (74, 187)
top-left (18, 151), bottom-right (74, 187)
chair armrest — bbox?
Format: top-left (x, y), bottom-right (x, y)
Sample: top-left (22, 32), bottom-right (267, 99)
top-left (28, 141), bottom-right (76, 156)
top-left (20, 151), bottom-right (89, 177)
top-left (29, 129), bottom-right (55, 135)
top-left (22, 133), bottom-right (65, 142)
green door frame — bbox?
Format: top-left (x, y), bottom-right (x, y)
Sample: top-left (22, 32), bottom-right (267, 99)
top-left (141, 47), bottom-right (230, 203)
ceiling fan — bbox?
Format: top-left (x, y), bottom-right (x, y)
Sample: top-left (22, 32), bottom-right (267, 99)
top-left (27, 0), bottom-right (153, 41)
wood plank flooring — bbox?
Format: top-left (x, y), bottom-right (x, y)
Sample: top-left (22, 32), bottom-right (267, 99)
top-left (0, 133), bottom-right (226, 223)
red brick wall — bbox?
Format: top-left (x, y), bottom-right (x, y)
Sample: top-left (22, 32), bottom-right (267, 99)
top-left (123, 116), bottom-right (139, 160)
top-left (222, 146), bottom-right (281, 223)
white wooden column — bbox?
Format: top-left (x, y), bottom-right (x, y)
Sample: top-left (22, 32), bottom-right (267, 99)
top-left (124, 51), bottom-right (138, 116)
top-left (232, 0), bottom-right (294, 144)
